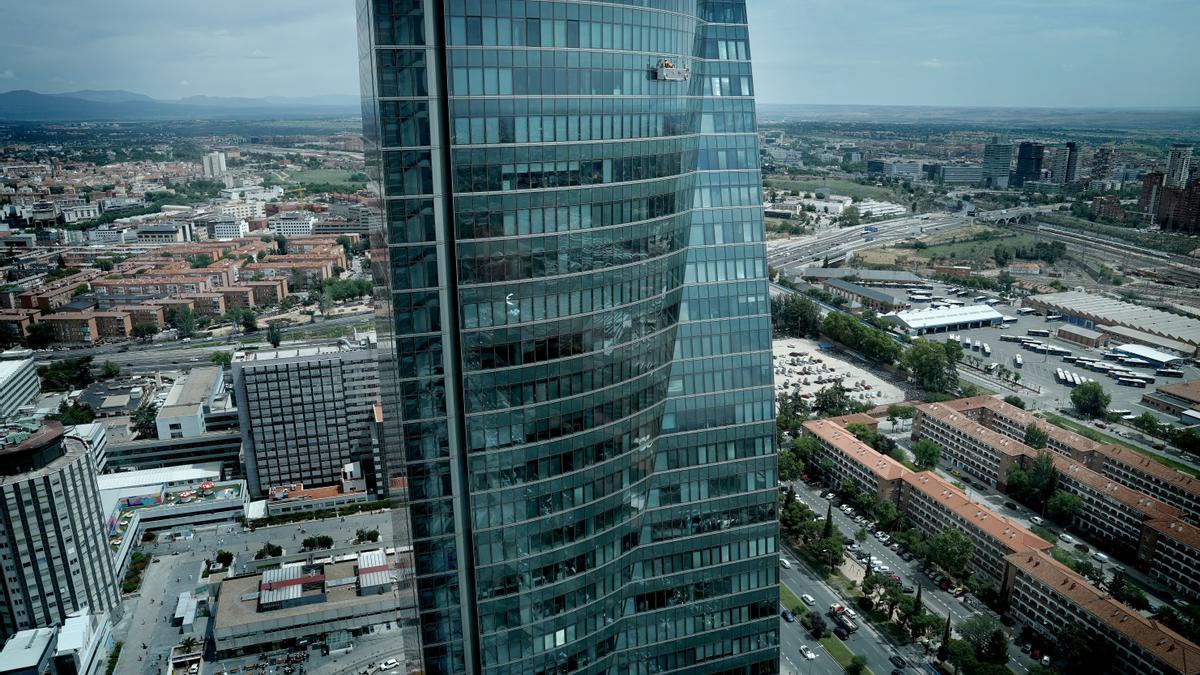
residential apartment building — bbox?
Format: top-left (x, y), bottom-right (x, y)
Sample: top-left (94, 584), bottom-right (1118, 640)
top-left (0, 423), bottom-right (119, 641)
top-left (901, 472), bottom-right (1052, 589)
top-left (1004, 550), bottom-right (1200, 674)
top-left (217, 287), bottom-right (255, 310)
top-left (233, 345), bottom-right (378, 497)
top-left (804, 418), bottom-right (1050, 590)
top-left (0, 310), bottom-right (40, 341)
top-left (804, 419), bottom-right (904, 502)
top-left (40, 313), bottom-right (98, 346)
top-left (913, 400), bottom-right (1181, 555)
top-left (941, 396), bottom-right (1200, 522)
top-left (179, 293), bottom-right (226, 317)
top-left (217, 200), bottom-right (266, 221)
top-left (1167, 144), bottom-right (1194, 189)
top-left (92, 312), bottom-right (133, 341)
top-left (243, 280), bottom-right (288, 306)
top-left (1138, 519), bottom-right (1200, 603)
top-left (202, 151), bottom-right (227, 178)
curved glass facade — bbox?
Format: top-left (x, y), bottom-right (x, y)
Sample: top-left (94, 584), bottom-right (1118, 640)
top-left (360, 2), bottom-right (777, 673)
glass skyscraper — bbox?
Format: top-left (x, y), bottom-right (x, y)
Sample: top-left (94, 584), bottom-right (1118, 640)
top-left (359, 2), bottom-right (777, 673)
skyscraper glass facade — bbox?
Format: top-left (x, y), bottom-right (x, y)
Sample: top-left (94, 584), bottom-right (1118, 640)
top-left (359, 2), bottom-right (777, 673)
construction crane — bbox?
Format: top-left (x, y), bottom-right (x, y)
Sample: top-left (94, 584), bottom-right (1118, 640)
top-left (284, 185), bottom-right (305, 199)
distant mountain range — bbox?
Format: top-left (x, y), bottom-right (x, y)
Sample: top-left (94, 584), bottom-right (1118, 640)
top-left (0, 90), bottom-right (361, 121)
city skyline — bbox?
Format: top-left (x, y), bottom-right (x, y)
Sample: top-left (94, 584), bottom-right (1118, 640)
top-left (3, 0), bottom-right (1199, 108)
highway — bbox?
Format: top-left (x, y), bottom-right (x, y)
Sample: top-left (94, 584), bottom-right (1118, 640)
top-left (766, 213), bottom-right (969, 273)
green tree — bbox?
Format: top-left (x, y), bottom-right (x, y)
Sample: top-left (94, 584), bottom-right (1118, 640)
top-left (808, 612), bottom-right (827, 639)
top-left (1024, 423), bottom-right (1049, 449)
top-left (845, 655), bottom-right (868, 675)
top-left (55, 401), bottom-right (95, 425)
top-left (254, 542), bottom-right (283, 560)
top-left (1046, 490), bottom-right (1083, 524)
top-left (37, 357), bottom-right (95, 391)
top-left (214, 550), bottom-right (234, 566)
top-left (902, 338), bottom-right (959, 394)
top-left (1071, 381), bottom-right (1111, 418)
top-left (841, 205), bottom-right (861, 227)
top-left (132, 403), bottom-right (159, 439)
top-left (188, 253), bottom-right (214, 268)
top-left (100, 360), bottom-right (122, 379)
top-left (770, 294), bottom-right (822, 337)
top-left (938, 616), bottom-right (952, 662)
top-left (132, 322), bottom-right (159, 339)
top-left (1131, 412), bottom-right (1162, 436)
top-left (274, 233), bottom-right (288, 254)
top-left (929, 529), bottom-right (973, 578)
top-left (25, 322), bottom-right (54, 349)
top-left (210, 351), bottom-right (234, 367)
top-left (167, 306), bottom-right (196, 339)
top-left (959, 614), bottom-right (1008, 664)
top-left (823, 502), bottom-right (834, 539)
top-left (946, 640), bottom-right (977, 674)
top-left (1003, 394), bottom-right (1026, 409)
top-left (267, 322), bottom-right (283, 348)
top-left (318, 291), bottom-right (334, 316)
top-left (302, 535), bottom-right (334, 550)
top-left (912, 438), bottom-right (943, 470)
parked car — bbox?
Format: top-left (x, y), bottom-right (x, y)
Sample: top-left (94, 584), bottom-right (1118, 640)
top-left (901, 552), bottom-right (914, 561)
top-left (1030, 515), bottom-right (1044, 526)
top-left (889, 655), bottom-right (908, 668)
top-left (834, 626), bottom-right (851, 640)
top-left (1092, 551), bottom-right (1110, 564)
top-left (1059, 533), bottom-right (1076, 544)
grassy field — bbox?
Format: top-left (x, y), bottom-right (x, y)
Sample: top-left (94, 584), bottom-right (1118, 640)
top-left (781, 584), bottom-right (809, 616)
top-left (765, 177), bottom-right (896, 202)
top-left (917, 233), bottom-right (1038, 264)
top-left (819, 637), bottom-right (874, 673)
top-left (1041, 412), bottom-right (1199, 478)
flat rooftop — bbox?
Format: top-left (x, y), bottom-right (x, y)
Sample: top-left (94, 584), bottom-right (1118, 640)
top-left (158, 367), bottom-right (222, 418)
top-left (1030, 291), bottom-right (1200, 348)
top-left (892, 304), bottom-right (1003, 330)
top-left (0, 627), bottom-right (56, 670)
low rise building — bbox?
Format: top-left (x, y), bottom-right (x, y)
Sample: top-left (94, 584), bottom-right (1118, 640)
top-left (1004, 550), bottom-right (1200, 674)
top-left (1055, 324), bottom-right (1107, 349)
top-left (0, 310), bottom-right (41, 341)
top-left (211, 550), bottom-right (408, 658)
top-left (243, 279), bottom-right (288, 306)
top-left (92, 312), bottom-right (133, 340)
top-left (1143, 380), bottom-right (1200, 418)
top-left (268, 211), bottom-right (317, 237)
top-left (1138, 519), bottom-right (1200, 602)
top-left (802, 419), bottom-right (905, 502)
top-left (821, 279), bottom-right (907, 313)
top-left (41, 312), bottom-right (98, 346)
top-left (155, 367), bottom-right (226, 440)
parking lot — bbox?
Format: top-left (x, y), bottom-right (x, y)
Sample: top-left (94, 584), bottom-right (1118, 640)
top-left (911, 282), bottom-right (1200, 417)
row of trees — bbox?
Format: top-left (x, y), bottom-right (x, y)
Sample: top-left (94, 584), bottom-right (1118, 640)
top-left (771, 293), bottom-right (967, 397)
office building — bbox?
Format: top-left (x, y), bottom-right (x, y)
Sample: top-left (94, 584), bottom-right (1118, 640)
top-left (1091, 146), bottom-right (1117, 184)
top-left (360, 2), bottom-right (777, 673)
top-left (1167, 144), bottom-right (1194, 189)
top-left (0, 356), bottom-right (38, 421)
top-left (202, 152), bottom-right (228, 178)
top-left (155, 366), bottom-right (226, 439)
top-left (1012, 142), bottom-right (1045, 187)
top-left (0, 422), bottom-right (119, 642)
top-left (267, 211), bottom-right (317, 237)
top-left (936, 165), bottom-right (983, 185)
top-left (233, 345), bottom-right (379, 497)
top-left (207, 215), bottom-right (250, 241)
top-left (982, 140), bottom-right (1012, 188)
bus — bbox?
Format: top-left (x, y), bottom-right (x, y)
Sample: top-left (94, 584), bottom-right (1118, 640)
top-left (1056, 368), bottom-right (1066, 383)
top-left (1045, 314), bottom-right (1063, 322)
top-left (1000, 316), bottom-right (1019, 325)
top-left (972, 295), bottom-right (987, 303)
top-left (1120, 357), bottom-right (1152, 368)
top-left (1157, 368), bottom-right (1186, 378)
top-left (972, 340), bottom-right (981, 352)
top-left (909, 294), bottom-right (932, 303)
top-left (1000, 334), bottom-right (1020, 342)
top-left (1017, 307), bottom-right (1037, 316)
top-left (1014, 354), bottom-right (1023, 368)
top-left (1027, 329), bottom-right (1051, 338)
top-left (1117, 377), bottom-right (1147, 388)
top-left (961, 336), bottom-right (972, 350)
top-left (982, 343), bottom-right (991, 357)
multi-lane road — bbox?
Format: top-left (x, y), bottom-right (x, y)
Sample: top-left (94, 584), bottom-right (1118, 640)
top-left (767, 214), bottom-right (969, 274)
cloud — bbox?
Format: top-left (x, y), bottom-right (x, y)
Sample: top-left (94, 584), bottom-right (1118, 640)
top-left (179, 79), bottom-right (190, 86)
top-left (918, 59), bottom-right (944, 69)
top-left (1041, 26), bottom-right (1119, 39)
top-left (0, 69), bottom-right (14, 80)
top-left (214, 28), bottom-right (231, 37)
top-left (247, 49), bottom-right (270, 60)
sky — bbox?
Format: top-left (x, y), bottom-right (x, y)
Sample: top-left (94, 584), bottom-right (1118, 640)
top-left (2, 0), bottom-right (1198, 108)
